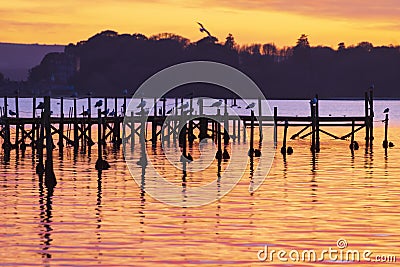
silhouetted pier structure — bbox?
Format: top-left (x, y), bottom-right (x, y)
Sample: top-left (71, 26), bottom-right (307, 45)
top-left (0, 89), bottom-right (386, 183)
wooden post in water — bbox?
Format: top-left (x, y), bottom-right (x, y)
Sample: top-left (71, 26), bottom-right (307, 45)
top-left (130, 111), bottom-right (135, 151)
top-left (223, 99), bottom-right (229, 145)
top-left (188, 98), bottom-right (194, 146)
top-left (315, 95), bottom-right (320, 152)
top-left (350, 120), bottom-right (355, 151)
top-left (102, 97), bottom-right (107, 145)
top-left (59, 97), bottom-right (64, 151)
top-left (44, 96), bottom-right (57, 189)
top-left (3, 97), bottom-right (11, 161)
top-left (274, 107), bottom-right (278, 148)
top-left (151, 98), bottom-right (157, 146)
top-left (36, 109), bottom-right (45, 176)
top-left (95, 108), bottom-right (109, 171)
top-left (365, 92), bottom-right (370, 148)
top-left (258, 98), bottom-right (263, 141)
top-left (249, 110), bottom-right (255, 156)
top-left (215, 110), bottom-right (222, 160)
top-left (32, 97), bottom-right (36, 151)
top-left (281, 120), bottom-right (288, 155)
top-left (311, 102), bottom-right (316, 152)
top-left (87, 97), bottom-right (92, 148)
top-left (15, 95), bottom-right (19, 153)
top-left (73, 98), bottom-right (78, 153)
top-left (237, 119), bottom-right (241, 144)
top-left (383, 113), bottom-right (389, 149)
top-left (369, 88), bottom-right (374, 148)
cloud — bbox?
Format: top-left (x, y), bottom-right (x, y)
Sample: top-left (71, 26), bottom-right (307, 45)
top-left (199, 0), bottom-right (400, 21)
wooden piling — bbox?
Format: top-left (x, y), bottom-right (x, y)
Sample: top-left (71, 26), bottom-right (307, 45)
top-left (249, 110), bottom-right (255, 156)
top-left (44, 96), bottom-right (57, 189)
top-left (281, 120), bottom-right (288, 154)
top-left (15, 95), bottom-right (19, 152)
top-left (311, 102), bottom-right (316, 152)
top-left (365, 92), bottom-right (370, 148)
top-left (58, 97), bottom-right (64, 153)
top-left (369, 89), bottom-right (374, 147)
top-left (383, 113), bottom-right (389, 149)
top-left (258, 98), bottom-right (263, 141)
top-left (315, 95), bottom-right (320, 152)
top-left (87, 97), bottom-right (92, 148)
top-left (73, 98), bottom-right (78, 153)
top-left (130, 111), bottom-right (135, 151)
top-left (32, 97), bottom-right (36, 151)
top-left (151, 98), bottom-right (157, 145)
top-left (350, 120), bottom-right (355, 151)
top-left (274, 107), bottom-right (278, 147)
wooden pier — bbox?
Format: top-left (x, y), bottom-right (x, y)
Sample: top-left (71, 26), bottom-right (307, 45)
top-left (0, 89), bottom-right (385, 188)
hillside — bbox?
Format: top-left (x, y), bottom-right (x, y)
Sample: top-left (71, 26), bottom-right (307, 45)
top-left (0, 42), bottom-right (64, 81)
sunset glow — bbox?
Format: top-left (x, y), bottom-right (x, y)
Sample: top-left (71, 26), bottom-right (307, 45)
top-left (0, 0), bottom-right (400, 47)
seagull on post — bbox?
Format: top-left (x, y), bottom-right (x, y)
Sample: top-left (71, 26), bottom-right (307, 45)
top-left (94, 100), bottom-right (103, 108)
top-left (36, 102), bottom-right (45, 109)
top-left (384, 108), bottom-right (390, 113)
top-left (211, 100), bottom-right (223, 107)
top-left (137, 99), bottom-right (146, 109)
top-left (245, 102), bottom-right (256, 109)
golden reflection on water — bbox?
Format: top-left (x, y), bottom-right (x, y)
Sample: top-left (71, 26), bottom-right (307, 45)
top-left (0, 125), bottom-right (399, 266)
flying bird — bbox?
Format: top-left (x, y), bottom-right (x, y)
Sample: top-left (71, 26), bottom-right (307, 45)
top-left (384, 108), bottom-right (390, 113)
top-left (8, 110), bottom-right (17, 116)
top-left (137, 99), bottom-right (147, 109)
top-left (94, 100), bottom-right (103, 108)
top-left (245, 102), bottom-right (256, 109)
top-left (197, 22), bottom-right (212, 38)
top-left (36, 102), bottom-right (45, 109)
top-left (211, 100), bottom-right (223, 107)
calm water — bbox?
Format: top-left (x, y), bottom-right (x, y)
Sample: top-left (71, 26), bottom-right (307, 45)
top-left (0, 100), bottom-right (399, 266)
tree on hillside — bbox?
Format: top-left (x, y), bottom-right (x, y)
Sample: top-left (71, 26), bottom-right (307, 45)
top-left (224, 33), bottom-right (236, 50)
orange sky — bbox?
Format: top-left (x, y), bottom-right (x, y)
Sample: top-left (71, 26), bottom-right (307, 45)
top-left (0, 0), bottom-right (399, 48)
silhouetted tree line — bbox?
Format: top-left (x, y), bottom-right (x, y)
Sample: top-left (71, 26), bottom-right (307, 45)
top-left (27, 30), bottom-right (400, 98)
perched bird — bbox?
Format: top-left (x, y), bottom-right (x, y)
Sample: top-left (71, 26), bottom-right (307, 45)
top-left (79, 109), bottom-right (90, 117)
top-left (9, 110), bottom-right (17, 116)
top-left (197, 22), bottom-right (212, 38)
top-left (245, 102), bottom-right (256, 109)
top-left (211, 100), bottom-right (223, 107)
top-left (166, 108), bottom-right (174, 114)
top-left (178, 102), bottom-right (189, 109)
top-left (36, 102), bottom-right (45, 109)
top-left (310, 98), bottom-right (318, 105)
top-left (384, 108), bottom-right (390, 113)
top-left (101, 108), bottom-right (110, 116)
top-left (182, 108), bottom-right (194, 116)
top-left (108, 109), bottom-right (115, 117)
top-left (137, 99), bottom-right (146, 109)
top-left (94, 100), bottom-right (103, 108)
top-left (135, 109), bottom-right (149, 116)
